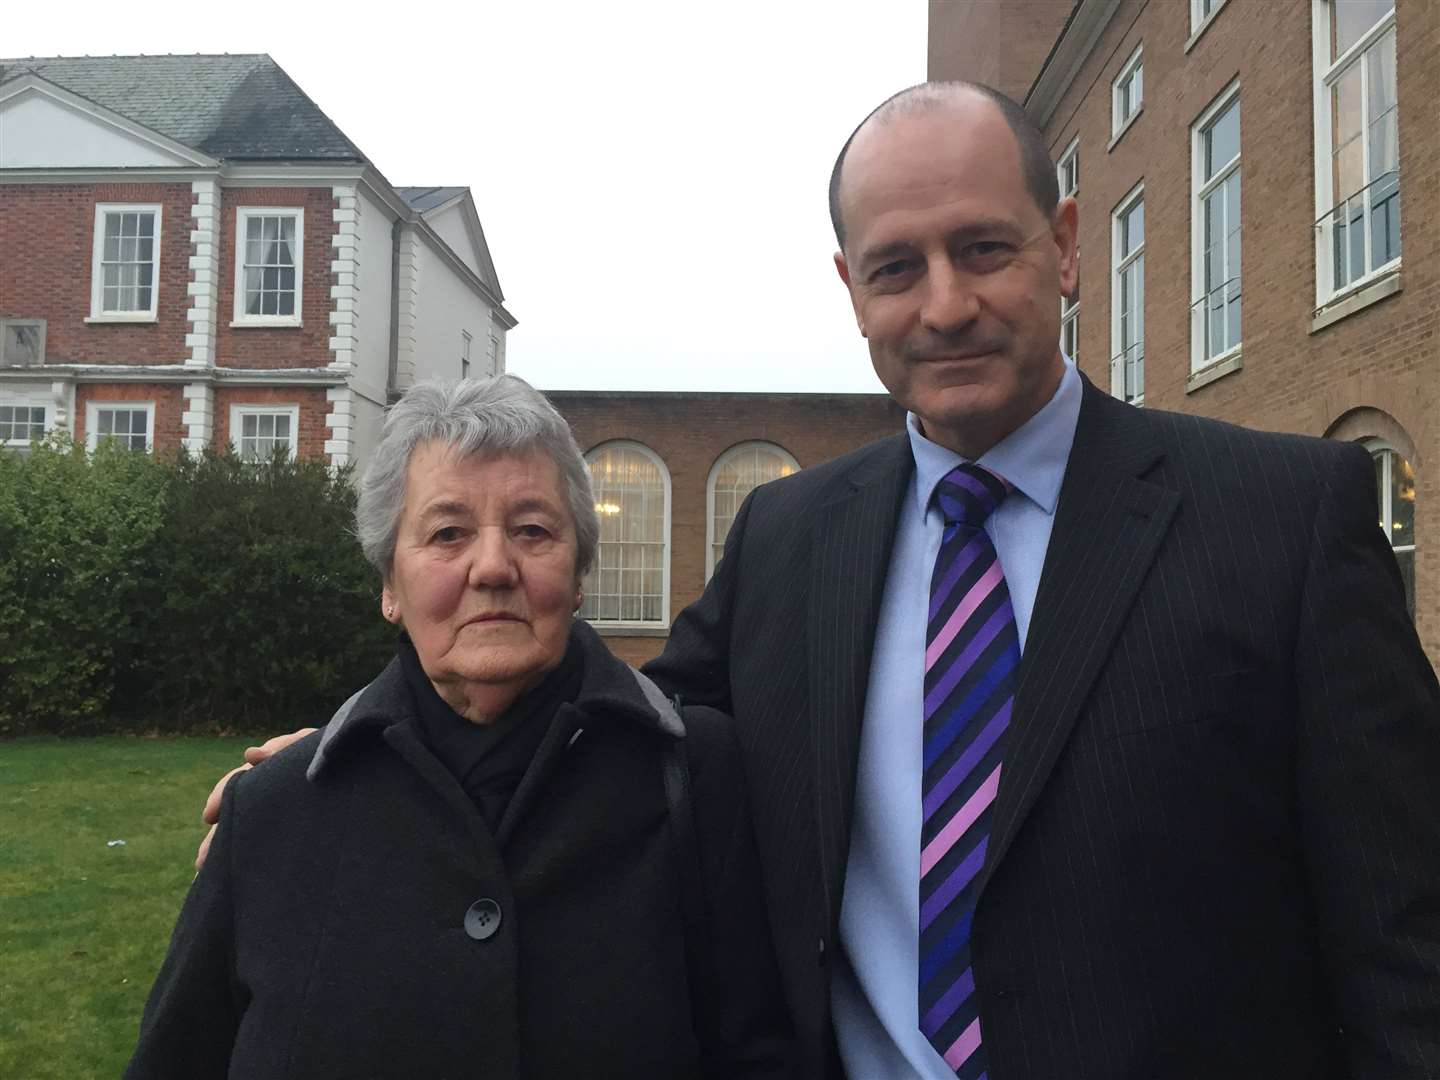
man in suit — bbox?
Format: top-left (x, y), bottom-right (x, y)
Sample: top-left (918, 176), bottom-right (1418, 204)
top-left (206, 82), bottom-right (1440, 1077)
top-left (644, 82), bottom-right (1440, 1078)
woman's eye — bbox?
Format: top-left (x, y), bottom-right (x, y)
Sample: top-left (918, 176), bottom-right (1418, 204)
top-left (516, 524), bottom-right (552, 540)
top-left (431, 526), bottom-right (465, 543)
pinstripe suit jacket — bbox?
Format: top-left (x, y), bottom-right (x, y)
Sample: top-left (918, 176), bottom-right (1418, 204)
top-left (645, 378), bottom-right (1440, 1080)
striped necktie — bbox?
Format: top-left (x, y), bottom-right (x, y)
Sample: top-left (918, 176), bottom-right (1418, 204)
top-left (919, 463), bottom-right (1018, 1079)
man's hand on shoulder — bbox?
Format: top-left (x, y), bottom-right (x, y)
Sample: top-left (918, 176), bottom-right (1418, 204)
top-left (195, 729), bottom-right (316, 870)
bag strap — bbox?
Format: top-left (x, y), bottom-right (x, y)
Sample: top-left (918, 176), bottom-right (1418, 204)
top-left (661, 695), bottom-right (716, 1061)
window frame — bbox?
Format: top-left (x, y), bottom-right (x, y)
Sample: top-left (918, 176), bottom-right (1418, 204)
top-left (0, 398), bottom-right (50, 448)
top-left (89, 203), bottom-right (163, 323)
top-left (461, 330), bottom-right (473, 380)
top-left (1111, 182), bottom-right (1146, 405)
top-left (1310, 0), bottom-right (1400, 309)
top-left (1188, 0), bottom-right (1230, 44)
top-left (581, 440), bottom-right (672, 629)
top-left (1190, 80), bottom-right (1243, 373)
top-left (1057, 138), bottom-right (1080, 363)
top-left (1367, 438), bottom-right (1415, 617)
top-left (231, 207), bottom-right (305, 327)
top-left (85, 400), bottom-right (155, 452)
top-left (229, 403), bottom-right (300, 461)
top-left (1110, 45), bottom-right (1144, 144)
top-left (705, 441), bottom-right (800, 580)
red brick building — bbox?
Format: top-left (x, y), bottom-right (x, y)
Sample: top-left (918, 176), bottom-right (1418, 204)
top-left (548, 391), bottom-right (905, 665)
top-left (0, 54), bottom-right (514, 468)
top-left (931, 0), bottom-right (1440, 660)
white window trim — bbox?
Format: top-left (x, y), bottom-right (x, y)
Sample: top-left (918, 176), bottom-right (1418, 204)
top-left (1061, 299), bottom-right (1080, 363)
top-left (1311, 1), bottom-right (1399, 310)
top-left (1110, 44), bottom-right (1144, 146)
top-left (1367, 438), bottom-right (1416, 614)
top-left (1186, 0), bottom-right (1230, 50)
top-left (231, 207), bottom-right (305, 327)
top-left (1111, 181), bottom-right (1145, 405)
top-left (1190, 80), bottom-right (1242, 375)
top-left (88, 203), bottom-right (162, 323)
top-left (705, 441), bottom-right (800, 580)
top-left (229, 403), bottom-right (300, 460)
top-left (583, 439), bottom-right (672, 629)
top-left (0, 397), bottom-right (50, 448)
top-left (461, 330), bottom-right (473, 380)
top-left (85, 400), bottom-right (155, 452)
top-left (1056, 136), bottom-right (1079, 200)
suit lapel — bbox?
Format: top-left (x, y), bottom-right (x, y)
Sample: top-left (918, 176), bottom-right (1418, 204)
top-left (808, 434), bottom-right (913, 932)
top-left (978, 382), bottom-right (1180, 897)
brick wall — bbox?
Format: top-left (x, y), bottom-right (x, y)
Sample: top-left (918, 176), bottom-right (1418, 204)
top-left (73, 382), bottom-right (185, 451)
top-left (547, 391), bottom-right (906, 666)
top-left (213, 186), bottom-right (338, 369)
top-left (212, 385), bottom-right (332, 460)
top-left (1032, 0), bottom-right (1440, 656)
top-left (0, 183), bottom-right (193, 363)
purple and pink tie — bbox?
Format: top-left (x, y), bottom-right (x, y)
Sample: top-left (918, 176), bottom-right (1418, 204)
top-left (919, 463), bottom-right (1018, 1079)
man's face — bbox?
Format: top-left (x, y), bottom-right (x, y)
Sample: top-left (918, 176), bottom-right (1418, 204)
top-left (835, 96), bottom-right (1078, 459)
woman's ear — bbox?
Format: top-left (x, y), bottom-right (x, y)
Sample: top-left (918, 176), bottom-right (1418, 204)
top-left (381, 583), bottom-right (400, 624)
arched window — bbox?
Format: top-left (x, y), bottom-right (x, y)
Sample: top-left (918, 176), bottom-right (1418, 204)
top-left (706, 442), bottom-right (800, 578)
top-left (581, 441), bottom-right (670, 626)
top-left (1369, 441), bottom-right (1415, 617)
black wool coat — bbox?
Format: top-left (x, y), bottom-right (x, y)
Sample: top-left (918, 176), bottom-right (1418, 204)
top-left (127, 621), bottom-right (793, 1079)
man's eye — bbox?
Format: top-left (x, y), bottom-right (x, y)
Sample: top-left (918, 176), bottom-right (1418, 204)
top-left (961, 241), bottom-right (1011, 265)
top-left (870, 260), bottom-right (916, 284)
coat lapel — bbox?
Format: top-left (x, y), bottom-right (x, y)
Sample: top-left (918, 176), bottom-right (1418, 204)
top-left (808, 434), bottom-right (913, 931)
top-left (977, 382), bottom-right (1180, 897)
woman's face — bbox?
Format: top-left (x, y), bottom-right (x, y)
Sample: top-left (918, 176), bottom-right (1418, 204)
top-left (382, 442), bottom-right (582, 713)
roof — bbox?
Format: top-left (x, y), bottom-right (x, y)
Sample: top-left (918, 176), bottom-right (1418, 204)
top-left (397, 186), bottom-right (468, 213)
top-left (0, 54), bottom-right (365, 162)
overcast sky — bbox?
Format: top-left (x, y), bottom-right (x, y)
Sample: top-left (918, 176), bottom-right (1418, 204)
top-left (10, 1), bottom-right (926, 393)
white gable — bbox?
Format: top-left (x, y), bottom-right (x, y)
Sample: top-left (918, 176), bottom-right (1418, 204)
top-left (428, 203), bottom-right (487, 280)
top-left (0, 82), bottom-right (209, 169)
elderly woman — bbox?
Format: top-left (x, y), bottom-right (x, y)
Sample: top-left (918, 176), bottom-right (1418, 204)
top-left (127, 376), bottom-right (792, 1079)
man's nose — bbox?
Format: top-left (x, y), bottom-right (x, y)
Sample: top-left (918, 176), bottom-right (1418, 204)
top-left (919, 258), bottom-right (980, 334)
top-left (468, 528), bottom-right (519, 588)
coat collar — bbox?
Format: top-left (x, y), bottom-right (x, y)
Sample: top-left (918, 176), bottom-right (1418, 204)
top-left (809, 433), bottom-right (916, 932)
top-left (975, 377), bottom-right (1179, 898)
top-left (306, 619), bottom-right (682, 781)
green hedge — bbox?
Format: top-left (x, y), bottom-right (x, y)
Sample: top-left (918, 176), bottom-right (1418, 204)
top-left (0, 439), bottom-right (394, 735)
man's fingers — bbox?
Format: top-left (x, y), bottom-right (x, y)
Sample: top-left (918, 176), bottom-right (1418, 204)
top-left (242, 727), bottom-right (317, 765)
top-left (202, 763), bottom-right (251, 825)
top-left (195, 823), bottom-right (218, 872)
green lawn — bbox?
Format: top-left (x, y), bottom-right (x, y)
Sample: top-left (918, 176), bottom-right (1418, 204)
top-left (0, 736), bottom-right (256, 1079)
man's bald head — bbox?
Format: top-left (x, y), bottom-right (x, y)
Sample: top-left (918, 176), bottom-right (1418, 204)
top-left (828, 81), bottom-right (1060, 252)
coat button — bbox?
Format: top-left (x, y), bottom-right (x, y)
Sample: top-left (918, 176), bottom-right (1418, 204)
top-left (464, 898), bottom-right (503, 941)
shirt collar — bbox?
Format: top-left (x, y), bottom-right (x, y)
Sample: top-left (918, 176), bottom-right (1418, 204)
top-left (907, 355), bottom-right (1082, 518)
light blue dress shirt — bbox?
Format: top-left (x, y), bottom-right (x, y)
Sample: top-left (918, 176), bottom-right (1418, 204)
top-left (831, 358), bottom-right (1083, 1078)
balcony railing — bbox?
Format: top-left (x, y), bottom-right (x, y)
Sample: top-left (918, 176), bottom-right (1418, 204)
top-left (1110, 342), bottom-right (1144, 404)
top-left (1315, 171), bottom-right (1401, 294)
top-left (1190, 274), bottom-right (1241, 362)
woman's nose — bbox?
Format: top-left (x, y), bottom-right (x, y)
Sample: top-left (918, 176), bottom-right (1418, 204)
top-left (467, 529), bottom-right (519, 588)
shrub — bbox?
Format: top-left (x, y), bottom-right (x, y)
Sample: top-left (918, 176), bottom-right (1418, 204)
top-left (0, 442), bottom-right (394, 735)
top-left (0, 437), bottom-right (170, 733)
top-left (135, 450), bottom-right (393, 731)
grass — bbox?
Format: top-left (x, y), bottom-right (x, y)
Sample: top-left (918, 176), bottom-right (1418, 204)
top-left (0, 736), bottom-right (257, 1079)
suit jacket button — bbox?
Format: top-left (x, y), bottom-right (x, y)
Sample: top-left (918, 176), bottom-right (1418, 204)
top-left (818, 937), bottom-right (827, 966)
top-left (464, 898), bottom-right (503, 941)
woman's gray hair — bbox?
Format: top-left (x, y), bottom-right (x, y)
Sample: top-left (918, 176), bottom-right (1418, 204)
top-left (355, 374), bottom-right (599, 580)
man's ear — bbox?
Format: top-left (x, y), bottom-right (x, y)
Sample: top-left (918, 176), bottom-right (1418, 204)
top-left (834, 251), bottom-right (866, 337)
top-left (1054, 196), bottom-right (1080, 300)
